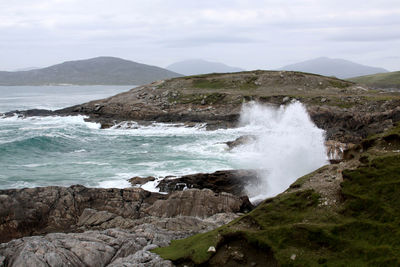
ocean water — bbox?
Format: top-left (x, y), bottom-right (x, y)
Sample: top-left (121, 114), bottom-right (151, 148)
top-left (0, 85), bottom-right (135, 113)
top-left (0, 86), bottom-right (328, 200)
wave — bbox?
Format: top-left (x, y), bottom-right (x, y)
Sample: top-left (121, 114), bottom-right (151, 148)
top-left (232, 101), bottom-right (328, 202)
top-left (107, 121), bottom-right (207, 136)
top-left (0, 115), bottom-right (101, 129)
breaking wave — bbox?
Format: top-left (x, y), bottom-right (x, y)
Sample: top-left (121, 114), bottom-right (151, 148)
top-left (233, 101), bottom-right (328, 203)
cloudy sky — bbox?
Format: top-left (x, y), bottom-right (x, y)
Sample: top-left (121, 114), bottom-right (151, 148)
top-left (0, 0), bottom-right (399, 71)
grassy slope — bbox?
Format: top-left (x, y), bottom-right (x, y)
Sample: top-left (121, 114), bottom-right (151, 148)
top-left (159, 70), bottom-right (400, 111)
top-left (349, 71), bottom-right (400, 89)
top-left (154, 125), bottom-right (400, 266)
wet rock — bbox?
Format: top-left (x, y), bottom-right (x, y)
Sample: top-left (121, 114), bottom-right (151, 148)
top-left (3, 109), bottom-right (55, 118)
top-left (157, 169), bottom-right (260, 196)
top-left (128, 176), bottom-right (156, 186)
top-left (226, 135), bottom-right (256, 150)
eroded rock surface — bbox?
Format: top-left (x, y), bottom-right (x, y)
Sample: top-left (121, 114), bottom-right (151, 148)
top-left (0, 185), bottom-right (166, 243)
top-left (145, 189), bottom-right (253, 218)
top-left (0, 211), bottom-right (239, 267)
top-left (0, 185), bottom-right (247, 243)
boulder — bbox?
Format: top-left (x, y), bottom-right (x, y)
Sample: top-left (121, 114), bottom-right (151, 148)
top-left (225, 135), bottom-right (256, 150)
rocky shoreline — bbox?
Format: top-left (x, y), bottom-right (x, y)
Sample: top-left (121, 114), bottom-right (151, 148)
top-left (2, 70), bottom-right (400, 144)
top-left (0, 170), bottom-right (257, 266)
top-left (2, 71), bottom-right (400, 266)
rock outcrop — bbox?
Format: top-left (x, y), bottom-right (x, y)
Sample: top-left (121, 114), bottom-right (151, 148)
top-left (0, 185), bottom-right (166, 243)
top-left (157, 169), bottom-right (260, 196)
top-left (0, 211), bottom-right (240, 267)
top-left (7, 71), bottom-right (400, 143)
top-left (0, 183), bottom-right (247, 267)
top-left (0, 185), bottom-right (249, 245)
top-left (51, 71), bottom-right (400, 143)
top-left (145, 189), bottom-right (253, 218)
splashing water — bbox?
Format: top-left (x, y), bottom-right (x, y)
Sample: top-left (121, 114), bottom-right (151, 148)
top-left (233, 101), bottom-right (328, 203)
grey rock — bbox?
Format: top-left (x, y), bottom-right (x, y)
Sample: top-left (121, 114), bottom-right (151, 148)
top-left (0, 185), bottom-right (166, 243)
top-left (0, 212), bottom-right (237, 267)
top-left (78, 208), bottom-right (117, 227)
top-left (145, 189), bottom-right (248, 218)
top-left (107, 251), bottom-right (172, 267)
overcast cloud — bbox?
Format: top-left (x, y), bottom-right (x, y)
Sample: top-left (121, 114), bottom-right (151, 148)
top-left (0, 0), bottom-right (399, 71)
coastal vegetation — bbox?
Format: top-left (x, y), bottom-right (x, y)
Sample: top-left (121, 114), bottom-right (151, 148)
top-left (349, 71), bottom-right (400, 90)
top-left (154, 124), bottom-right (400, 266)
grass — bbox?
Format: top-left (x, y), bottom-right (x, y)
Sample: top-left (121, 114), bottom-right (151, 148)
top-left (192, 79), bottom-right (227, 89)
top-left (349, 71), bottom-right (400, 89)
top-left (154, 126), bottom-right (400, 266)
top-left (328, 80), bottom-right (352, 89)
top-left (168, 92), bottom-right (226, 105)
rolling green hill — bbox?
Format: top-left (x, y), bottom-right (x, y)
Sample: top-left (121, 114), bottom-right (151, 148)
top-left (349, 71), bottom-right (400, 90)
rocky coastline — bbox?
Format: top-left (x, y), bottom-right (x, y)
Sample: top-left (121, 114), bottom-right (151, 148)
top-left (1, 70), bottom-right (400, 266)
top-left (0, 171), bottom-right (254, 266)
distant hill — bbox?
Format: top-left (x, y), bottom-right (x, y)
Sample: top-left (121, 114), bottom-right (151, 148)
top-left (280, 57), bottom-right (388, 79)
top-left (0, 57), bottom-right (181, 85)
top-left (167, 59), bottom-right (244, 76)
top-left (349, 71), bottom-right (400, 90)
top-left (12, 67), bottom-right (40, 72)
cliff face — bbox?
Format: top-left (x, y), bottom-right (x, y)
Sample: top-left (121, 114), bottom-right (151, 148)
top-left (56, 70), bottom-right (400, 143)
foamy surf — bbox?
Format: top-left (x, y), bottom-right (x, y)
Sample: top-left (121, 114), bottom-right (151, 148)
top-left (232, 101), bottom-right (328, 202)
top-left (1, 101), bottom-right (328, 205)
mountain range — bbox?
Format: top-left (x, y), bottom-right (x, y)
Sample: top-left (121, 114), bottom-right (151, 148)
top-left (166, 59), bottom-right (244, 76)
top-left (280, 57), bottom-right (388, 79)
top-left (0, 57), bottom-right (181, 86)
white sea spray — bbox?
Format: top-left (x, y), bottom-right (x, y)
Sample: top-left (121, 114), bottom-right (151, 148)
top-left (233, 101), bottom-right (328, 203)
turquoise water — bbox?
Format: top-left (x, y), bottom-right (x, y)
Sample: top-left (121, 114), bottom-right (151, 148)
top-left (0, 85), bottom-right (242, 190)
top-left (0, 86), bottom-right (328, 200)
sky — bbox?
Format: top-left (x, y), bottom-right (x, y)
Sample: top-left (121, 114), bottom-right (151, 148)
top-left (0, 0), bottom-right (399, 71)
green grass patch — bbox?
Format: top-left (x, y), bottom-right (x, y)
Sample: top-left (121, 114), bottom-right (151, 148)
top-left (152, 229), bottom-right (223, 264)
top-left (349, 71), bottom-right (400, 89)
top-left (169, 92), bottom-right (226, 105)
top-left (192, 79), bottom-right (227, 89)
top-left (328, 80), bottom-right (352, 89)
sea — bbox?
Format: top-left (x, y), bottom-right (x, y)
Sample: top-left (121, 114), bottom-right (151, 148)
top-left (0, 85), bottom-right (328, 201)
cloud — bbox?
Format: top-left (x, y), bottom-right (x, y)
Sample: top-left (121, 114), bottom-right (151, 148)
top-left (0, 0), bottom-right (399, 70)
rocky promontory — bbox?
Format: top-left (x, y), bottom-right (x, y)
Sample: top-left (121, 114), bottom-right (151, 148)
top-left (4, 70), bottom-right (400, 144)
top-left (53, 70), bottom-right (400, 143)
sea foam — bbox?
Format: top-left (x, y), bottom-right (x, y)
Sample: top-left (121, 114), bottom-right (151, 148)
top-left (233, 101), bottom-right (328, 203)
